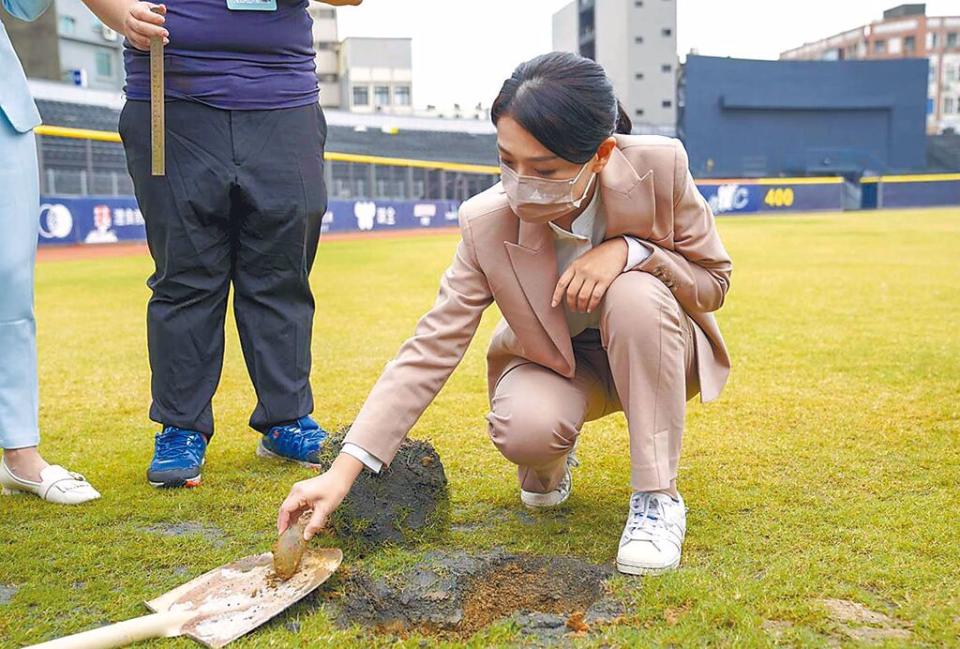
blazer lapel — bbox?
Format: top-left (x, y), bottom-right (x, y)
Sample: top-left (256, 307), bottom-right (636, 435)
top-left (504, 219), bottom-right (575, 375)
top-left (600, 146), bottom-right (657, 240)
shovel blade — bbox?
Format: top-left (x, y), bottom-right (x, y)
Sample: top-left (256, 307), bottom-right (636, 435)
top-left (146, 548), bottom-right (342, 648)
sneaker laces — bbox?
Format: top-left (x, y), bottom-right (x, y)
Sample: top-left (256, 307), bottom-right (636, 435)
top-left (154, 428), bottom-right (204, 462)
top-left (625, 492), bottom-right (669, 542)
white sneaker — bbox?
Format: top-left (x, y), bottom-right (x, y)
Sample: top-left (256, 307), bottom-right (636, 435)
top-left (520, 444), bottom-right (579, 509)
top-left (616, 491), bottom-right (686, 575)
top-left (0, 459), bottom-right (101, 505)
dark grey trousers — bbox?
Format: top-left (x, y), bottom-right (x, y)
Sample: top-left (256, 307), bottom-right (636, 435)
top-left (119, 100), bottom-right (328, 437)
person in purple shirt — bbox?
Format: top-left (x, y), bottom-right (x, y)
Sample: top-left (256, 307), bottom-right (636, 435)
top-left (82, 0), bottom-right (362, 488)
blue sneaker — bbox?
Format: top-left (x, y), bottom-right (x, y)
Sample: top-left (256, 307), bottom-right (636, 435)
top-left (256, 416), bottom-right (328, 467)
top-left (147, 427), bottom-right (207, 488)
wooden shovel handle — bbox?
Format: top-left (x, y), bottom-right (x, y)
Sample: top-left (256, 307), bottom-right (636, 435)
top-left (25, 610), bottom-right (193, 649)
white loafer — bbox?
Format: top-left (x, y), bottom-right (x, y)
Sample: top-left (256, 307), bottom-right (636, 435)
top-left (0, 459), bottom-right (101, 504)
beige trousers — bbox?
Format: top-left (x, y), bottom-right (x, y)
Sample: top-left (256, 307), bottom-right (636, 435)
top-left (486, 272), bottom-right (697, 494)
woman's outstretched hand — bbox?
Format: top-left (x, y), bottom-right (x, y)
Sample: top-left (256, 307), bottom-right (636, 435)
top-left (552, 237), bottom-right (629, 314)
top-left (277, 453), bottom-right (364, 541)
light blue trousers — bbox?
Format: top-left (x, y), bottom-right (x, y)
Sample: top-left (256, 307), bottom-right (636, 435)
top-left (0, 112), bottom-right (39, 449)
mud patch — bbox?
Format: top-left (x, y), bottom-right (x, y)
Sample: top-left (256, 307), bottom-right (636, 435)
top-left (0, 584), bottom-right (18, 605)
top-left (762, 619), bottom-right (794, 640)
top-left (459, 556), bottom-right (609, 637)
top-left (583, 597), bottom-right (625, 625)
top-left (450, 521), bottom-right (481, 533)
top-left (819, 598), bottom-right (912, 642)
top-left (336, 549), bottom-right (614, 640)
top-left (317, 433), bottom-right (448, 548)
top-left (505, 612), bottom-right (569, 643)
top-left (839, 625), bottom-right (912, 642)
top-left (141, 522), bottom-right (226, 547)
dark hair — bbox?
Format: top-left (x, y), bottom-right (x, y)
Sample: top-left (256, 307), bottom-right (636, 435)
top-left (491, 51), bottom-right (633, 165)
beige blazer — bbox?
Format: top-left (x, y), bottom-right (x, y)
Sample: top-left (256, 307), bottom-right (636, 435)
top-left (344, 135), bottom-right (733, 467)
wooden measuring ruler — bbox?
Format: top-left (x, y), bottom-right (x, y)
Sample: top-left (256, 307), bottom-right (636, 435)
top-left (150, 7), bottom-right (165, 176)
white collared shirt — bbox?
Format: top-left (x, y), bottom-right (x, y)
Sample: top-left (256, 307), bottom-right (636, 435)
top-left (547, 189), bottom-right (651, 337)
top-left (342, 189), bottom-right (651, 474)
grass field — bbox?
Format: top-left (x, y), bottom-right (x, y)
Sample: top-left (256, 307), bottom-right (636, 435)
top-left (1, 207), bottom-right (958, 647)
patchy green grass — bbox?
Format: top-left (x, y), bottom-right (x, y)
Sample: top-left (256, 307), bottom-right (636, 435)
top-left (1, 207), bottom-right (958, 647)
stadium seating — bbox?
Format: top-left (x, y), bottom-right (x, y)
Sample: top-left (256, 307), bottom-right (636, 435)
top-left (35, 99), bottom-right (500, 199)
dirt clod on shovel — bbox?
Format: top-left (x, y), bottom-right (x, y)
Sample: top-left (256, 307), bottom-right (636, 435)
top-left (273, 521), bottom-right (307, 580)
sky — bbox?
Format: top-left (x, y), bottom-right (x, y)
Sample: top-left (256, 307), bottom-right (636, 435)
top-left (336, 0), bottom-right (959, 110)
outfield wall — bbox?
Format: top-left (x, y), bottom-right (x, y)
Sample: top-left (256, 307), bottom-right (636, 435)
top-left (36, 197), bottom-right (463, 246)
top-left (696, 178), bottom-right (848, 215)
top-left (35, 175), bottom-right (960, 246)
top-left (861, 174), bottom-right (960, 209)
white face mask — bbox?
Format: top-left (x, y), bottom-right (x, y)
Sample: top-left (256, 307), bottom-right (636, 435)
top-left (500, 161), bottom-right (597, 223)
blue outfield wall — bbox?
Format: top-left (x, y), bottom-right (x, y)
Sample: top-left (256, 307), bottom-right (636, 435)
top-left (36, 177), bottom-right (960, 245)
top-left (862, 176), bottom-right (960, 209)
top-left (696, 179), bottom-right (846, 215)
top-left (37, 197), bottom-right (463, 246)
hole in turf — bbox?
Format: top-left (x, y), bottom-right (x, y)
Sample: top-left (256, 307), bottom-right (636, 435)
top-left (335, 551), bottom-right (619, 640)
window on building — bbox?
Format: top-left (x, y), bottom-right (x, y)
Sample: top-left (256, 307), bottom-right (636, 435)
top-left (662, 28), bottom-right (672, 37)
top-left (635, 1), bottom-right (643, 6)
top-left (874, 39), bottom-right (887, 53)
top-left (315, 42), bottom-right (336, 51)
top-left (662, 99), bottom-right (673, 108)
top-left (948, 32), bottom-right (958, 48)
top-left (59, 16), bottom-right (76, 35)
top-left (945, 96), bottom-right (957, 115)
top-left (661, 63), bottom-right (672, 73)
top-left (353, 85), bottom-right (369, 106)
top-left (317, 73), bottom-right (338, 84)
top-left (374, 85), bottom-right (391, 107)
top-left (635, 108), bottom-right (645, 117)
top-left (634, 36), bottom-right (643, 44)
top-left (947, 65), bottom-right (959, 83)
top-left (394, 85), bottom-right (411, 106)
top-left (635, 72), bottom-right (644, 80)
top-left (904, 35), bottom-right (916, 53)
top-left (95, 51), bottom-right (112, 78)
top-left (928, 32), bottom-right (938, 50)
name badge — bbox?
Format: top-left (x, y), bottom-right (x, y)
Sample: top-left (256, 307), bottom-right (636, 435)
top-left (226, 0), bottom-right (277, 11)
